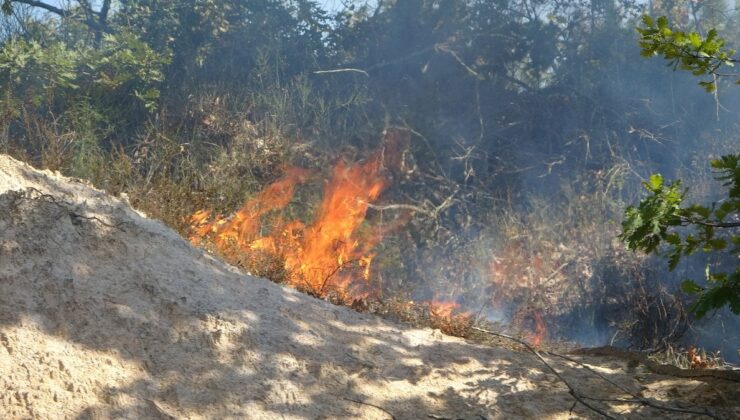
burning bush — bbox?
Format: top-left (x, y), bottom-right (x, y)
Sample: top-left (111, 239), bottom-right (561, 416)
top-left (189, 133), bottom-right (407, 303)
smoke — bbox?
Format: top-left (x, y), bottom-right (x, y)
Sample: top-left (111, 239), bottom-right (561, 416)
top-left (338, 2), bottom-right (740, 359)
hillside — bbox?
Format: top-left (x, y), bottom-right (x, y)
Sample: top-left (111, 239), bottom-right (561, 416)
top-left (0, 153), bottom-right (738, 419)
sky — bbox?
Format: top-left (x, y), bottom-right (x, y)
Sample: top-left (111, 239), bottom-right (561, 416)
top-left (42, 0), bottom-right (353, 14)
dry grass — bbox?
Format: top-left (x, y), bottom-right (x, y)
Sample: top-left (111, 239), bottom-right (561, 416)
top-left (648, 343), bottom-right (725, 369)
top-left (365, 297), bottom-right (475, 337)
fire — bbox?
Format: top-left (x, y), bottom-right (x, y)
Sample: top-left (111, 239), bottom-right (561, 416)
top-left (190, 166), bottom-right (312, 250)
top-left (188, 130), bottom-right (551, 342)
top-left (428, 300), bottom-right (461, 319)
top-left (525, 310), bottom-right (546, 347)
top-left (189, 133), bottom-right (406, 302)
top-left (428, 300), bottom-right (473, 336)
top-left (488, 241), bottom-right (554, 346)
top-left (687, 346), bottom-right (710, 369)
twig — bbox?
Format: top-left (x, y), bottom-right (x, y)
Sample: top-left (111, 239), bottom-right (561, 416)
top-left (315, 46), bottom-right (436, 79)
top-left (13, 187), bottom-right (127, 231)
top-left (362, 190), bottom-right (458, 221)
top-left (436, 44), bottom-right (483, 80)
top-left (313, 68), bottom-right (369, 77)
top-left (343, 397), bottom-right (396, 420)
top-left (542, 261), bottom-right (571, 284)
top-left (69, 213), bottom-right (127, 230)
top-left (317, 258), bottom-right (358, 296)
top-left (471, 326), bottom-right (617, 419)
top-left (678, 215), bottom-right (740, 229)
top-left (364, 202), bottom-right (429, 214)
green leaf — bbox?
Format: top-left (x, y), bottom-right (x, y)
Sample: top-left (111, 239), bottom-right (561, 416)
top-left (688, 32), bottom-right (702, 48)
top-left (665, 233), bottom-right (681, 245)
top-left (648, 173), bottom-right (664, 190)
top-left (657, 16), bottom-right (668, 29)
top-left (681, 280), bottom-right (703, 294)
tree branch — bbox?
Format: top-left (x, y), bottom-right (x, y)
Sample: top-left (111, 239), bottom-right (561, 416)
top-left (99, 0), bottom-right (111, 25)
top-left (678, 215), bottom-right (740, 228)
top-left (10, 0), bottom-right (68, 17)
top-left (8, 0), bottom-right (112, 33)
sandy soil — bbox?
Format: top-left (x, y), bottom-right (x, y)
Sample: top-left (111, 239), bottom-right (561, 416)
top-left (1, 154), bottom-right (738, 419)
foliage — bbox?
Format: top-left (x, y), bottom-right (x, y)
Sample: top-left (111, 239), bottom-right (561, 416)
top-left (85, 31), bottom-right (171, 112)
top-left (0, 39), bottom-right (78, 107)
top-left (620, 160), bottom-right (740, 318)
top-left (623, 17), bottom-right (739, 318)
top-left (637, 15), bottom-right (739, 92)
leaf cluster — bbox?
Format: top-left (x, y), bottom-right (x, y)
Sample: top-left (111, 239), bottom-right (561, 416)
top-left (620, 155), bottom-right (740, 318)
top-left (86, 32), bottom-right (172, 112)
top-left (637, 15), bottom-right (739, 92)
top-left (0, 39), bottom-right (78, 107)
top-left (0, 32), bottom-right (170, 119)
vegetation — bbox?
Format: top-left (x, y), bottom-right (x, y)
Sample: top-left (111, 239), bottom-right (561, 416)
top-left (622, 17), bottom-right (739, 319)
top-left (1, 0), bottom-right (738, 351)
top-left (637, 15), bottom-right (738, 92)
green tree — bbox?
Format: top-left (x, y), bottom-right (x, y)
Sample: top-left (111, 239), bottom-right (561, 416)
top-left (621, 16), bottom-right (740, 318)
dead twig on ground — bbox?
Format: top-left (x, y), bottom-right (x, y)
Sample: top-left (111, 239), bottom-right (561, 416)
top-left (473, 327), bottom-right (722, 419)
top-left (342, 397), bottom-right (396, 420)
top-left (471, 326), bottom-right (617, 419)
top-left (7, 187), bottom-right (128, 231)
top-left (547, 351), bottom-right (719, 418)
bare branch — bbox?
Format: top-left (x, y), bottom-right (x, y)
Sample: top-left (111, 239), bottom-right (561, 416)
top-left (10, 0), bottom-right (68, 17)
top-left (547, 351), bottom-right (719, 418)
top-left (8, 0), bottom-right (112, 33)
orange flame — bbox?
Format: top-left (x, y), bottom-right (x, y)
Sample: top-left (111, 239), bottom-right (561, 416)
top-left (282, 156), bottom-right (389, 298)
top-left (529, 311), bottom-right (546, 347)
top-left (189, 132), bottom-right (409, 302)
top-left (427, 300), bottom-right (473, 336)
top-left (428, 300), bottom-right (461, 319)
top-left (488, 241), bottom-right (553, 346)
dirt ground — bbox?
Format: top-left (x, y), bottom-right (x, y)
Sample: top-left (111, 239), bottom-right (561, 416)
top-left (1, 154), bottom-right (738, 419)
